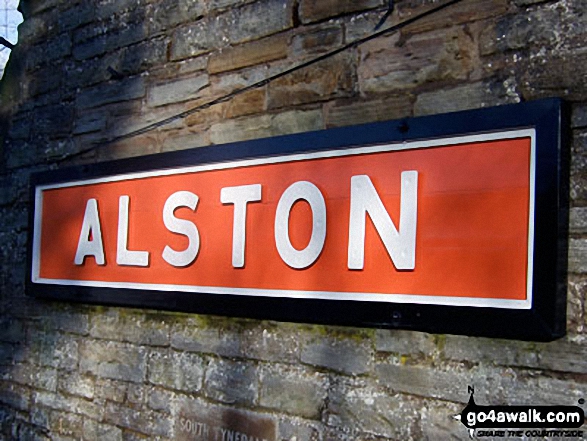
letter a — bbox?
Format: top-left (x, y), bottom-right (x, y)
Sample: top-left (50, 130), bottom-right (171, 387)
top-left (348, 172), bottom-right (418, 270)
top-left (74, 199), bottom-right (105, 265)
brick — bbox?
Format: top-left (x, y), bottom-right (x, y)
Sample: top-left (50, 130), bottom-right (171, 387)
top-left (224, 88), bottom-right (266, 118)
top-left (327, 381), bottom-right (423, 439)
top-left (79, 340), bottom-right (147, 382)
top-left (570, 207), bottom-right (587, 234)
top-left (33, 105), bottom-right (74, 136)
top-left (46, 310), bottom-right (89, 335)
top-left (224, 0), bottom-right (294, 45)
top-left (359, 28), bottom-right (476, 95)
top-left (292, 26), bottom-right (343, 56)
top-left (147, 0), bottom-right (206, 33)
top-left (569, 238), bottom-right (587, 274)
top-left (568, 276), bottom-right (586, 335)
top-left (0, 318), bottom-right (25, 344)
top-left (94, 378), bottom-right (126, 403)
top-left (301, 336), bottom-right (372, 376)
top-left (103, 402), bottom-right (170, 436)
top-left (148, 350), bottom-right (205, 392)
top-left (204, 359), bottom-right (258, 405)
top-left (147, 73), bottom-right (209, 107)
top-left (299, 0), bottom-right (383, 24)
top-left (242, 323), bottom-right (301, 363)
top-left (210, 109), bottom-right (324, 144)
top-left (26, 33), bottom-right (71, 70)
top-left (442, 335), bottom-right (540, 368)
top-left (325, 97), bottom-right (413, 128)
top-left (171, 19), bottom-right (220, 60)
top-left (398, 0), bottom-right (509, 35)
top-left (518, 50), bottom-right (587, 101)
top-left (0, 383), bottom-right (30, 411)
top-left (268, 55), bottom-right (354, 109)
top-left (50, 411), bottom-right (83, 437)
top-left (171, 317), bottom-right (243, 357)
top-left (97, 134), bottom-right (160, 161)
top-left (76, 77), bottom-right (145, 109)
top-left (160, 131), bottom-right (210, 152)
top-left (148, 387), bottom-right (176, 413)
top-left (208, 34), bottom-right (289, 74)
top-left (171, 0), bottom-right (293, 60)
top-left (259, 366), bottom-right (327, 419)
top-left (414, 81), bottom-right (516, 116)
top-left (375, 329), bottom-right (436, 356)
top-left (58, 373), bottom-right (94, 399)
top-left (58, 2), bottom-right (95, 32)
top-left (82, 420), bottom-right (123, 441)
top-left (572, 103), bottom-right (587, 128)
top-left (89, 309), bottom-right (169, 346)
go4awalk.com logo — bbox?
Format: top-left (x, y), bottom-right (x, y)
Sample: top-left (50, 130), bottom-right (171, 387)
top-left (455, 387), bottom-right (585, 438)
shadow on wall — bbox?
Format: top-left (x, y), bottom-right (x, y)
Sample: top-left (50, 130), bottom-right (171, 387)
top-left (0, 0), bottom-right (163, 438)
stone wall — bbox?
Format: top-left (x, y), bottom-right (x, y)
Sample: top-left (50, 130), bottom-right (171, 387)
top-left (0, 0), bottom-right (586, 439)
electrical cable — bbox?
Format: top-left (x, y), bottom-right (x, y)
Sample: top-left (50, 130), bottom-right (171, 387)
top-left (95, 0), bottom-right (465, 149)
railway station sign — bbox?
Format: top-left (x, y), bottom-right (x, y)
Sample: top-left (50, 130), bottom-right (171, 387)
top-left (27, 99), bottom-right (569, 340)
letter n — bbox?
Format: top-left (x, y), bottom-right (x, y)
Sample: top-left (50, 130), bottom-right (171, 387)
top-left (348, 172), bottom-right (418, 270)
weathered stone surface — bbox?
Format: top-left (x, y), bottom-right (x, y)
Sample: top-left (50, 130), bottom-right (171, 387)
top-left (82, 420), bottom-right (123, 441)
top-left (147, 73), bottom-right (209, 107)
top-left (90, 309), bottom-right (169, 346)
top-left (375, 329), bottom-right (436, 357)
top-left (79, 340), bottom-right (147, 382)
top-left (327, 381), bottom-right (423, 440)
top-left (259, 366), bottom-right (328, 419)
top-left (442, 335), bottom-right (540, 368)
top-left (268, 55), bottom-right (354, 108)
top-left (301, 336), bottom-right (372, 376)
top-left (204, 359), bottom-right (258, 405)
top-left (325, 96), bottom-right (413, 128)
top-left (170, 317), bottom-right (243, 357)
top-left (224, 0), bottom-right (293, 45)
top-left (359, 28), bottom-right (477, 95)
top-left (148, 350), bottom-right (205, 392)
top-left (569, 238), bottom-right (587, 273)
top-left (242, 323), bottom-right (302, 363)
top-left (171, 19), bottom-right (220, 60)
top-left (224, 88), bottom-right (266, 118)
top-left (160, 130), bottom-right (210, 151)
top-left (292, 26), bottom-right (343, 56)
top-left (172, 0), bottom-right (293, 60)
top-left (208, 34), bottom-right (289, 74)
top-left (210, 109), bottom-right (324, 144)
top-left (570, 207), bottom-right (587, 234)
top-left (299, 0), bottom-right (383, 24)
top-left (103, 402), bottom-right (171, 437)
top-left (398, 0), bottom-right (509, 35)
top-left (414, 81), bottom-right (517, 116)
top-left (75, 77), bottom-right (146, 109)
top-left (147, 0), bottom-right (206, 33)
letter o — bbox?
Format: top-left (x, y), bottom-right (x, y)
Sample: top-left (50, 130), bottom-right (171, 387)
top-left (274, 181), bottom-right (326, 269)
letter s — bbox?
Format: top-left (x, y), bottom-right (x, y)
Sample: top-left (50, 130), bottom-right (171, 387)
top-left (162, 191), bottom-right (200, 267)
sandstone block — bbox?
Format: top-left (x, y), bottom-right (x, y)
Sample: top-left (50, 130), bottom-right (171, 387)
top-left (299, 0), bottom-right (383, 24)
top-left (208, 34), bottom-right (288, 74)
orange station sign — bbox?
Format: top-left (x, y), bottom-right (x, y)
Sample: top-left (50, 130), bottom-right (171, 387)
top-left (27, 100), bottom-right (568, 340)
top-left (32, 131), bottom-right (534, 308)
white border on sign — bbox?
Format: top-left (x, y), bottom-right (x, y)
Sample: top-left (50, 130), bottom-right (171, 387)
top-left (32, 129), bottom-right (536, 309)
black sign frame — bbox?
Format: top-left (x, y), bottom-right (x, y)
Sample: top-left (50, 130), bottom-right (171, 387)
top-left (27, 98), bottom-right (570, 341)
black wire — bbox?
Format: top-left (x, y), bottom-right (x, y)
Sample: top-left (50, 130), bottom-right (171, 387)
top-left (96, 0), bottom-right (465, 148)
